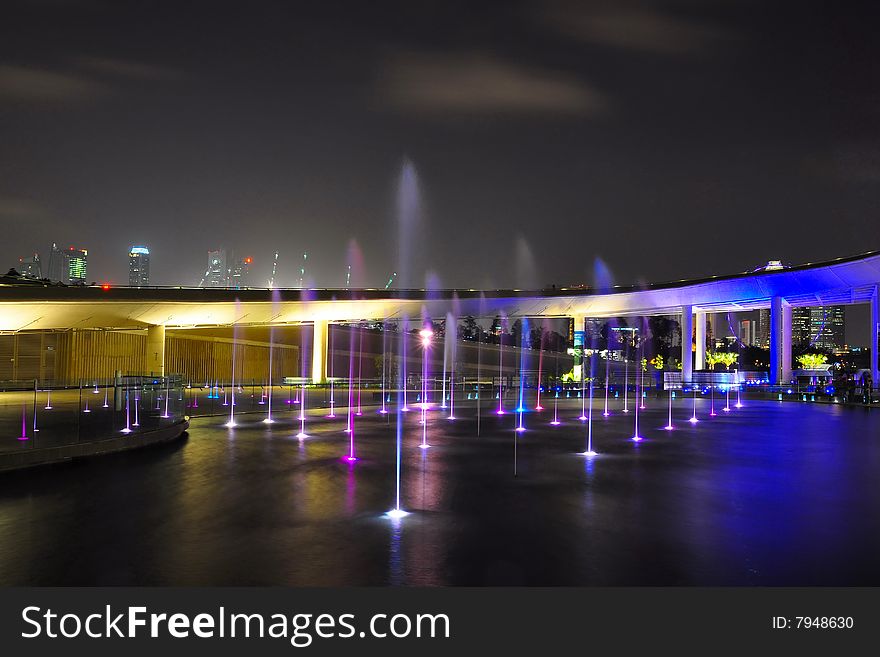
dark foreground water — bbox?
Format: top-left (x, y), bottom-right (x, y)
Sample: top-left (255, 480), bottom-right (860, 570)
top-left (1, 398), bottom-right (879, 586)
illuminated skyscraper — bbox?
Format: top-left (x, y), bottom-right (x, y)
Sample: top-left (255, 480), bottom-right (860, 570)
top-left (756, 308), bottom-right (770, 348)
top-left (66, 247), bottom-right (88, 284)
top-left (128, 246), bottom-right (150, 286)
top-left (792, 306), bottom-right (846, 352)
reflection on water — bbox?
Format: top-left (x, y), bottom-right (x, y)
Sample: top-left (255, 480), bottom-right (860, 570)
top-left (1, 399), bottom-right (879, 586)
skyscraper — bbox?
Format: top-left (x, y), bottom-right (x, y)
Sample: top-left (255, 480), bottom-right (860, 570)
top-left (128, 246), bottom-right (150, 286)
top-left (792, 306), bottom-right (846, 352)
top-left (738, 319), bottom-right (757, 346)
top-left (66, 247), bottom-right (88, 284)
top-left (205, 249), bottom-right (227, 287)
top-left (229, 256), bottom-right (252, 288)
top-left (757, 308), bottom-right (770, 349)
top-left (17, 253), bottom-right (41, 278)
top-left (47, 243), bottom-right (65, 283)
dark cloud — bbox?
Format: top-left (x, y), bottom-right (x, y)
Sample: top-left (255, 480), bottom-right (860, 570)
top-left (378, 51), bottom-right (607, 116)
top-left (0, 64), bottom-right (104, 104)
top-left (540, 1), bottom-right (734, 54)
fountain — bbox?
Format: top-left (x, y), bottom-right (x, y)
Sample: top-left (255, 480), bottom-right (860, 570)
top-left (496, 316), bottom-right (506, 415)
top-left (44, 389), bottom-right (52, 410)
top-left (516, 318), bottom-right (528, 432)
top-left (18, 404), bottom-right (28, 441)
top-left (689, 386), bottom-right (699, 424)
top-left (419, 327), bottom-right (433, 449)
top-left (664, 389), bottom-right (675, 430)
top-left (446, 311), bottom-right (456, 420)
top-left (121, 390), bottom-right (131, 433)
top-left (296, 323), bottom-right (309, 440)
top-left (356, 326), bottom-right (363, 416)
top-left (378, 321), bottom-right (387, 415)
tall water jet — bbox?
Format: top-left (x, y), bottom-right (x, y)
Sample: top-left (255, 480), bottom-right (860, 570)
top-left (296, 320), bottom-right (310, 441)
top-left (386, 314), bottom-right (410, 519)
top-left (516, 318), bottom-right (528, 432)
top-left (535, 324), bottom-right (545, 411)
top-left (44, 389), bottom-right (52, 410)
top-left (496, 315), bottom-right (507, 415)
top-left (225, 302), bottom-right (240, 428)
top-left (121, 390), bottom-right (131, 434)
top-left (18, 404), bottom-right (28, 441)
top-left (689, 386), bottom-right (699, 424)
top-left (395, 158), bottom-right (423, 292)
top-left (593, 259), bottom-right (615, 418)
top-left (445, 311), bottom-right (457, 419)
top-left (379, 320), bottom-right (388, 415)
top-left (346, 326), bottom-right (355, 433)
top-left (578, 325), bottom-right (587, 422)
top-left (356, 326), bottom-right (364, 416)
top-left (477, 295), bottom-right (486, 436)
top-left (665, 388), bottom-right (675, 430)
top-left (418, 326), bottom-right (433, 449)
top-left (328, 324), bottom-right (337, 417)
top-left (264, 289), bottom-right (282, 424)
top-left (603, 354), bottom-right (611, 416)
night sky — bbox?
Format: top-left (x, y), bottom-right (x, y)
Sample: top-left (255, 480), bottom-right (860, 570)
top-left (1, 0), bottom-right (878, 294)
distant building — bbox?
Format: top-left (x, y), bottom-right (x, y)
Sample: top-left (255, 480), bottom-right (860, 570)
top-left (738, 319), bottom-right (757, 346)
top-left (47, 243), bottom-right (65, 283)
top-left (66, 247), bottom-right (88, 284)
top-left (229, 256), bottom-right (252, 288)
top-left (128, 246), bottom-right (150, 286)
top-left (757, 308), bottom-right (770, 348)
top-left (205, 249), bottom-right (227, 287)
top-left (792, 306), bottom-right (846, 352)
top-left (45, 244), bottom-right (87, 284)
top-left (17, 253), bottom-right (41, 279)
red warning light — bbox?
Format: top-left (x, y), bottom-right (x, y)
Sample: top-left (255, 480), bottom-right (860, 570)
top-left (101, 283), bottom-right (111, 291)
top-left (244, 257), bottom-right (253, 264)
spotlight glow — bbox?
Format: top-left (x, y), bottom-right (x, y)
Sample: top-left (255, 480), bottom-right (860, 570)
top-left (385, 508), bottom-right (409, 520)
top-left (664, 425), bottom-right (674, 431)
top-left (580, 450), bottom-right (598, 456)
top-left (631, 435), bottom-right (643, 442)
top-left (550, 420), bottom-right (561, 426)
top-left (418, 443), bottom-right (430, 449)
top-left (515, 426), bottom-right (526, 432)
top-left (296, 432), bottom-right (308, 440)
top-left (688, 416), bottom-right (699, 424)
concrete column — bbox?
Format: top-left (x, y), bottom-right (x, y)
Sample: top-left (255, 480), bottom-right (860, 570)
top-left (312, 320), bottom-right (329, 383)
top-left (145, 324), bottom-right (165, 376)
top-left (769, 297), bottom-right (792, 386)
top-left (695, 311), bottom-right (707, 371)
top-left (871, 284), bottom-right (879, 391)
top-left (681, 305), bottom-right (693, 384)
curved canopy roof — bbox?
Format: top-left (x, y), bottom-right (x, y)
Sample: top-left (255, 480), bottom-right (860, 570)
top-left (1, 250), bottom-right (878, 332)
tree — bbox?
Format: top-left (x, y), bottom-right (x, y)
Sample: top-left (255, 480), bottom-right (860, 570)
top-left (707, 351), bottom-right (738, 371)
top-left (797, 353), bottom-right (828, 369)
top-left (458, 316), bottom-right (480, 342)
